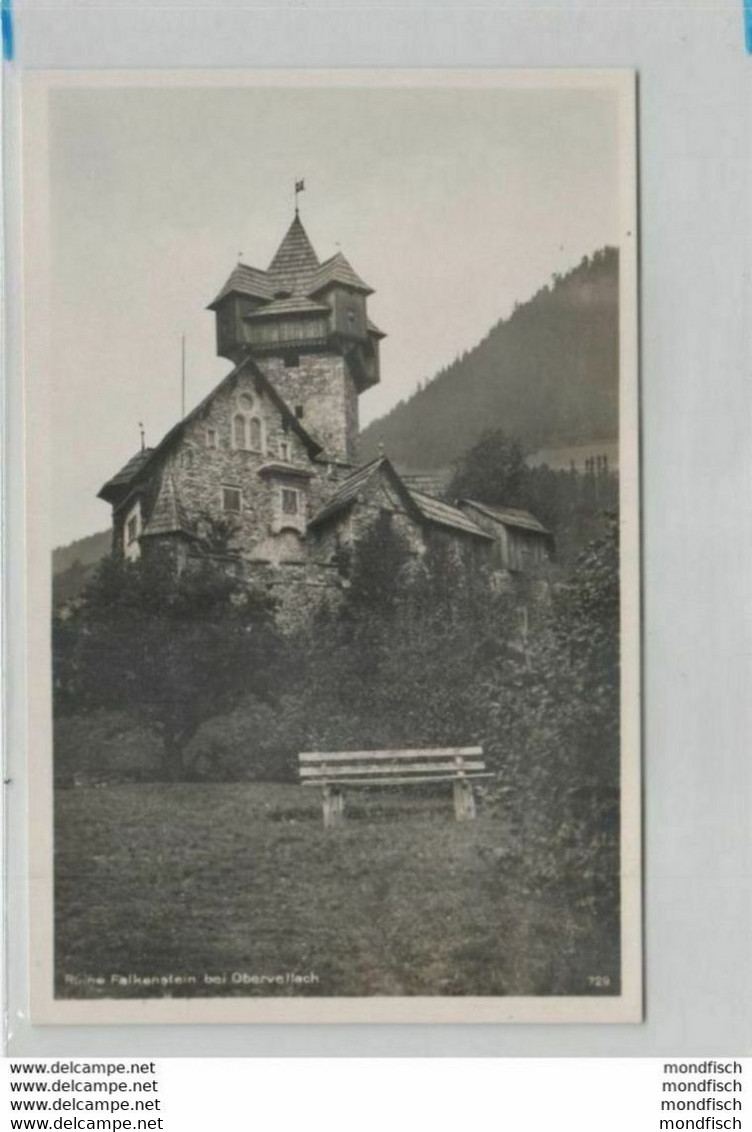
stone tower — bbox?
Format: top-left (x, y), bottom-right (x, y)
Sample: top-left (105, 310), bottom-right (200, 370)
top-left (208, 212), bottom-right (384, 465)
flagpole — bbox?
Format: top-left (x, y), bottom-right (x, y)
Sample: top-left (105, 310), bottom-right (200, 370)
top-left (181, 334), bottom-right (186, 418)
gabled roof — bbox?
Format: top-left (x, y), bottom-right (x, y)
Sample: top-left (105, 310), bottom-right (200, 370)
top-left (307, 456), bottom-right (423, 531)
top-left (267, 214), bottom-right (320, 296)
top-left (141, 473), bottom-right (196, 539)
top-left (98, 356), bottom-right (323, 504)
top-left (307, 457), bottom-right (490, 542)
top-left (408, 490), bottom-right (492, 540)
top-left (459, 499), bottom-right (552, 537)
top-left (309, 252), bottom-right (373, 297)
top-left (207, 263), bottom-right (275, 309)
top-left (98, 448), bottom-right (155, 505)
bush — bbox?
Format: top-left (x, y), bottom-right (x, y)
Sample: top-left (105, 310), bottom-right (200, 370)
top-left (54, 709), bottom-right (163, 785)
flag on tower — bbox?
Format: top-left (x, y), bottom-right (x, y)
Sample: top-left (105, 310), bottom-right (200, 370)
top-left (295, 178), bottom-right (305, 194)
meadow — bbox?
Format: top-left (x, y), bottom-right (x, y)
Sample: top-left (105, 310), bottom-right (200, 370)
top-left (55, 781), bottom-right (619, 999)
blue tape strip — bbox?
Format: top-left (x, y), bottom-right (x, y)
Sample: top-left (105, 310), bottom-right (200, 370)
top-left (1, 0), bottom-right (14, 61)
top-left (745, 0), bottom-right (752, 52)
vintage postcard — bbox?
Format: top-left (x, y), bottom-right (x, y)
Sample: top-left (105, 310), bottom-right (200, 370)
top-left (23, 69), bottom-right (640, 1023)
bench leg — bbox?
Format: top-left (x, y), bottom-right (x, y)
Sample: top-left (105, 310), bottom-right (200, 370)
top-left (323, 786), bottom-right (345, 827)
top-left (453, 778), bottom-right (476, 822)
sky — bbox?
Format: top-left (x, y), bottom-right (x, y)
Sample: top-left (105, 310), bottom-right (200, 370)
top-left (46, 78), bottom-right (621, 546)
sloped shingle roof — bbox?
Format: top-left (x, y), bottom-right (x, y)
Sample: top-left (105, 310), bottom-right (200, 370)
top-left (460, 500), bottom-right (551, 536)
top-left (307, 457), bottom-right (387, 529)
top-left (310, 252), bottom-right (373, 296)
top-left (308, 458), bottom-right (490, 542)
top-left (267, 214), bottom-right (321, 296)
top-left (98, 448), bottom-right (155, 504)
top-left (408, 490), bottom-right (492, 540)
top-left (208, 216), bottom-right (379, 327)
top-left (141, 473), bottom-right (195, 539)
top-left (207, 263), bottom-right (275, 309)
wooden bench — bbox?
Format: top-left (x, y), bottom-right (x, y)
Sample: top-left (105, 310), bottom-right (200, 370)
top-left (298, 747), bottom-right (491, 827)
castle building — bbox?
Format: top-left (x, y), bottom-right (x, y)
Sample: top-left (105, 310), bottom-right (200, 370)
top-left (98, 210), bottom-right (551, 623)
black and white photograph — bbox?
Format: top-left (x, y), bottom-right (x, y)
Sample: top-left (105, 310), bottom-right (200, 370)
top-left (24, 69), bottom-right (640, 1023)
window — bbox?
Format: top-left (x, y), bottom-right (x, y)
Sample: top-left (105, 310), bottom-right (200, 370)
top-left (295, 404), bottom-right (304, 419)
top-left (222, 487), bottom-right (242, 514)
top-left (249, 417), bottom-right (263, 452)
top-left (271, 483), bottom-right (305, 534)
top-left (205, 427), bottom-right (218, 448)
top-left (123, 501), bottom-right (142, 561)
top-left (233, 413), bottom-right (248, 449)
top-left (283, 350), bottom-right (300, 369)
top-left (237, 392), bottom-right (254, 412)
top-left (279, 437), bottom-right (291, 462)
top-left (281, 488), bottom-right (299, 515)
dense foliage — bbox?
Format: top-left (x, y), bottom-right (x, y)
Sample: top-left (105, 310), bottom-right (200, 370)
top-left (53, 550), bottom-right (280, 780)
top-left (448, 427), bottom-right (618, 566)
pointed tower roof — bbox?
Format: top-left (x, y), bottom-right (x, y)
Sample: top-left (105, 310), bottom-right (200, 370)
top-left (141, 472), bottom-right (195, 539)
top-left (267, 214), bottom-right (320, 296)
top-left (207, 263), bottom-right (274, 309)
top-left (309, 251), bottom-right (373, 296)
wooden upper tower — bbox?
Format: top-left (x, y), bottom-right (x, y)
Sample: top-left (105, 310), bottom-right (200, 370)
top-left (208, 213), bottom-right (384, 395)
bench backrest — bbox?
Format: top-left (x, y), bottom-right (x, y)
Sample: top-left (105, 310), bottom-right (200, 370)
top-left (298, 747), bottom-right (486, 788)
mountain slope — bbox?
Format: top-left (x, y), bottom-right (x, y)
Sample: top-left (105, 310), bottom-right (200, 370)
top-left (52, 529), bottom-right (111, 608)
top-left (53, 529), bottom-right (111, 575)
top-left (359, 247), bottom-right (618, 468)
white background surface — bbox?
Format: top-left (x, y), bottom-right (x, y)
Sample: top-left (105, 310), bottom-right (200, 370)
top-left (4, 1058), bottom-right (748, 1130)
top-left (3, 0), bottom-right (752, 1056)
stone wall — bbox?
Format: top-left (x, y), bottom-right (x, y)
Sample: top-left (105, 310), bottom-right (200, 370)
top-left (169, 368), bottom-right (328, 562)
top-left (256, 351), bottom-right (359, 464)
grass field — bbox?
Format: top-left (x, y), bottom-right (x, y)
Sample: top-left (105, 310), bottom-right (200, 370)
top-left (55, 782), bottom-right (619, 998)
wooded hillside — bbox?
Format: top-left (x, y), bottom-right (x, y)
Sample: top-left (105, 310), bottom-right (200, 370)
top-left (359, 247), bottom-right (618, 468)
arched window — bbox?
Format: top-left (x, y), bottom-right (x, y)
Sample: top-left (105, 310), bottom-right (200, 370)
top-left (249, 417), bottom-right (263, 452)
top-left (233, 413), bottom-right (248, 449)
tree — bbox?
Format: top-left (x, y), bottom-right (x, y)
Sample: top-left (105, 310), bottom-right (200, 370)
top-left (53, 549), bottom-right (280, 780)
top-left (342, 511), bottom-right (413, 614)
top-left (477, 514), bottom-right (620, 820)
top-left (448, 428), bottom-right (527, 507)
